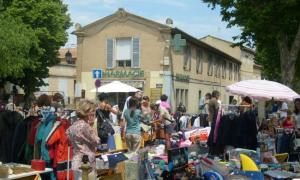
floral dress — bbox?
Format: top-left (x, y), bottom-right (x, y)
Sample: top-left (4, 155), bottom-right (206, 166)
top-left (66, 119), bottom-right (100, 171)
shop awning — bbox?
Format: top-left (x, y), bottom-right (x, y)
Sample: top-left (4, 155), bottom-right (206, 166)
top-left (226, 80), bottom-right (300, 101)
top-left (90, 81), bottom-right (141, 93)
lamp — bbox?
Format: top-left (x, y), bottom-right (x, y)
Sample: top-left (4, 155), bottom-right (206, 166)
top-left (65, 50), bottom-right (73, 64)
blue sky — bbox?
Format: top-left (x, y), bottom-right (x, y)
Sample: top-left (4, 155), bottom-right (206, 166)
top-left (63, 0), bottom-right (241, 46)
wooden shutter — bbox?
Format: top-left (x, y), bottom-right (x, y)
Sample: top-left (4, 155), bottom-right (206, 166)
top-left (222, 60), bottom-right (227, 79)
top-left (196, 50), bottom-right (200, 73)
top-left (183, 46), bottom-right (191, 70)
top-left (106, 38), bottom-right (113, 69)
top-left (197, 49), bottom-right (203, 74)
top-left (188, 47), bottom-right (191, 70)
top-left (132, 37), bottom-right (140, 68)
top-left (199, 51), bottom-right (203, 74)
top-left (208, 54), bottom-right (213, 76)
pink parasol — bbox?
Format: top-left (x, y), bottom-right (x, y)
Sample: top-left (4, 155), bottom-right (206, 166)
top-left (225, 80), bottom-right (300, 101)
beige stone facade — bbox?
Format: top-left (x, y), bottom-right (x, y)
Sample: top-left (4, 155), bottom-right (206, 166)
top-left (73, 8), bottom-right (259, 113)
top-left (200, 35), bottom-right (262, 81)
top-left (38, 47), bottom-right (77, 105)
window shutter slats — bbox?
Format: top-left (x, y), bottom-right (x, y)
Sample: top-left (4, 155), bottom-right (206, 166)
top-left (132, 37), bottom-right (140, 68)
top-left (106, 38), bottom-right (113, 69)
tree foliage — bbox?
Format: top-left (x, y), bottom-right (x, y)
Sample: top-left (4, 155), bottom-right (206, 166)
top-left (0, 13), bottom-right (41, 78)
top-left (202, 0), bottom-right (300, 88)
top-left (0, 0), bottom-right (71, 100)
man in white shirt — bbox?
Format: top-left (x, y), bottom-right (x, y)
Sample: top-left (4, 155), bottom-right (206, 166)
top-left (280, 102), bottom-right (288, 120)
top-left (199, 93), bottom-right (211, 114)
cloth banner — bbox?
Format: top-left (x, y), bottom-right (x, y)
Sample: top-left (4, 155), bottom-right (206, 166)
top-left (184, 127), bottom-right (211, 142)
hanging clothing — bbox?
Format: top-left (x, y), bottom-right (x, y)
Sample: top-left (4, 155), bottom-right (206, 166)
top-left (47, 118), bottom-right (73, 180)
top-left (190, 115), bottom-right (199, 127)
top-left (25, 117), bottom-right (41, 163)
top-left (237, 110), bottom-right (258, 150)
top-left (209, 110), bottom-right (258, 154)
top-left (216, 113), bottom-right (239, 147)
top-left (179, 115), bottom-right (189, 130)
top-left (36, 113), bottom-right (57, 163)
top-left (213, 109), bottom-right (222, 143)
top-left (0, 110), bottom-right (23, 163)
top-left (276, 130), bottom-right (295, 154)
top-left (12, 116), bottom-right (39, 163)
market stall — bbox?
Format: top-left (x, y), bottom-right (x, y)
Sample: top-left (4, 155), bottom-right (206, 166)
top-left (0, 163), bottom-right (53, 179)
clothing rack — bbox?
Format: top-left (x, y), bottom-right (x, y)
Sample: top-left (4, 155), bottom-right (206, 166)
top-left (220, 104), bottom-right (251, 107)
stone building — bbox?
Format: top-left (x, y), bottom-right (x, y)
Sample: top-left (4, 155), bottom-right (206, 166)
top-left (73, 8), bottom-right (260, 113)
top-left (39, 47), bottom-right (77, 105)
top-left (200, 35), bottom-right (261, 81)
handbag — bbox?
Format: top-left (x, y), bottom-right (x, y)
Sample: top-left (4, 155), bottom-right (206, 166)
top-left (96, 109), bottom-right (115, 143)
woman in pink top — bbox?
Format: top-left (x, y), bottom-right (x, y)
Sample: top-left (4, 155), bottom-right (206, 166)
top-left (160, 94), bottom-right (171, 112)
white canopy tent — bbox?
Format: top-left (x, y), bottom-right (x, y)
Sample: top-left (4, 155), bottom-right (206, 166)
top-left (90, 81), bottom-right (141, 93)
top-left (90, 81), bottom-right (141, 105)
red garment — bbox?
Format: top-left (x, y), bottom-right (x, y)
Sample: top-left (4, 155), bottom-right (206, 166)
top-left (282, 117), bottom-right (294, 129)
top-left (47, 118), bottom-right (73, 180)
top-left (27, 117), bottom-right (41, 145)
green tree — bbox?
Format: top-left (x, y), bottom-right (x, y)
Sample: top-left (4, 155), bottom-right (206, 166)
top-left (0, 0), bottom-right (71, 103)
top-left (202, 0), bottom-right (300, 87)
top-left (0, 13), bottom-right (40, 79)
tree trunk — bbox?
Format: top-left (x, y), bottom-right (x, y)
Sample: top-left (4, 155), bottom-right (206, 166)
top-left (277, 24), bottom-right (300, 88)
top-left (23, 87), bottom-right (35, 109)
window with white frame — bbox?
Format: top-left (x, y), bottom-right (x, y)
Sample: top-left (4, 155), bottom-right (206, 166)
top-left (106, 37), bottom-right (140, 69)
top-left (175, 88), bottom-right (188, 110)
top-left (115, 38), bottom-right (132, 67)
